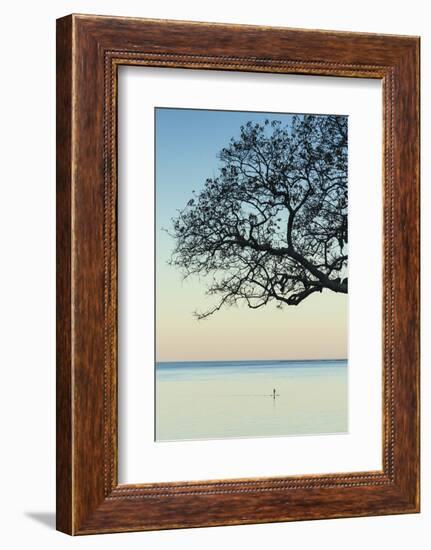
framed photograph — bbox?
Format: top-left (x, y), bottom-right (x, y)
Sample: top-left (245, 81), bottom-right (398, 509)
top-left (56, 14), bottom-right (420, 535)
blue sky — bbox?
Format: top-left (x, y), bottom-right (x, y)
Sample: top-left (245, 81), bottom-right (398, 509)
top-left (155, 107), bottom-right (297, 230)
top-left (155, 107), bottom-right (347, 362)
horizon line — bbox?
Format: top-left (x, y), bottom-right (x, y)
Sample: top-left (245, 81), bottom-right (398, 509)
top-left (156, 358), bottom-right (348, 364)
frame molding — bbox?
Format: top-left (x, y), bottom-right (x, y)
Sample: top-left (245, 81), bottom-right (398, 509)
top-left (57, 14), bottom-right (420, 534)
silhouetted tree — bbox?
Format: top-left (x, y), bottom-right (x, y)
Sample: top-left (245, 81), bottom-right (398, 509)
top-left (170, 114), bottom-right (348, 319)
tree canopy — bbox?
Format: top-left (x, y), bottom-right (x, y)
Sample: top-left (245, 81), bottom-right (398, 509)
top-left (170, 114), bottom-right (348, 319)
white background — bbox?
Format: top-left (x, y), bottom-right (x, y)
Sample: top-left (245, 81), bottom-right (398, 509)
top-left (0, 1), bottom-right (428, 548)
top-left (119, 67), bottom-right (382, 483)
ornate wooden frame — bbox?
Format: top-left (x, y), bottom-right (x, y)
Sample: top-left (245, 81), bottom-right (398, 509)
top-left (56, 14), bottom-right (420, 535)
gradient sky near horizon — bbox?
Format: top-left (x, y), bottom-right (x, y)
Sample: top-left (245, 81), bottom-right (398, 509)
top-left (155, 108), bottom-right (347, 362)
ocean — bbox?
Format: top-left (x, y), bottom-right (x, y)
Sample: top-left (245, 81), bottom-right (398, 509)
top-left (155, 359), bottom-right (347, 441)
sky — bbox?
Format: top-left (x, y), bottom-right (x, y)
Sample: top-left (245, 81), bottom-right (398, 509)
top-left (155, 108), bottom-right (347, 362)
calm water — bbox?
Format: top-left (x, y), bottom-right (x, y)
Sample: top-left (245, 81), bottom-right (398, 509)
top-left (155, 359), bottom-right (347, 441)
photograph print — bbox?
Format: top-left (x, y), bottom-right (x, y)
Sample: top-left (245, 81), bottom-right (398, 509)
top-left (155, 108), bottom-right (348, 442)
